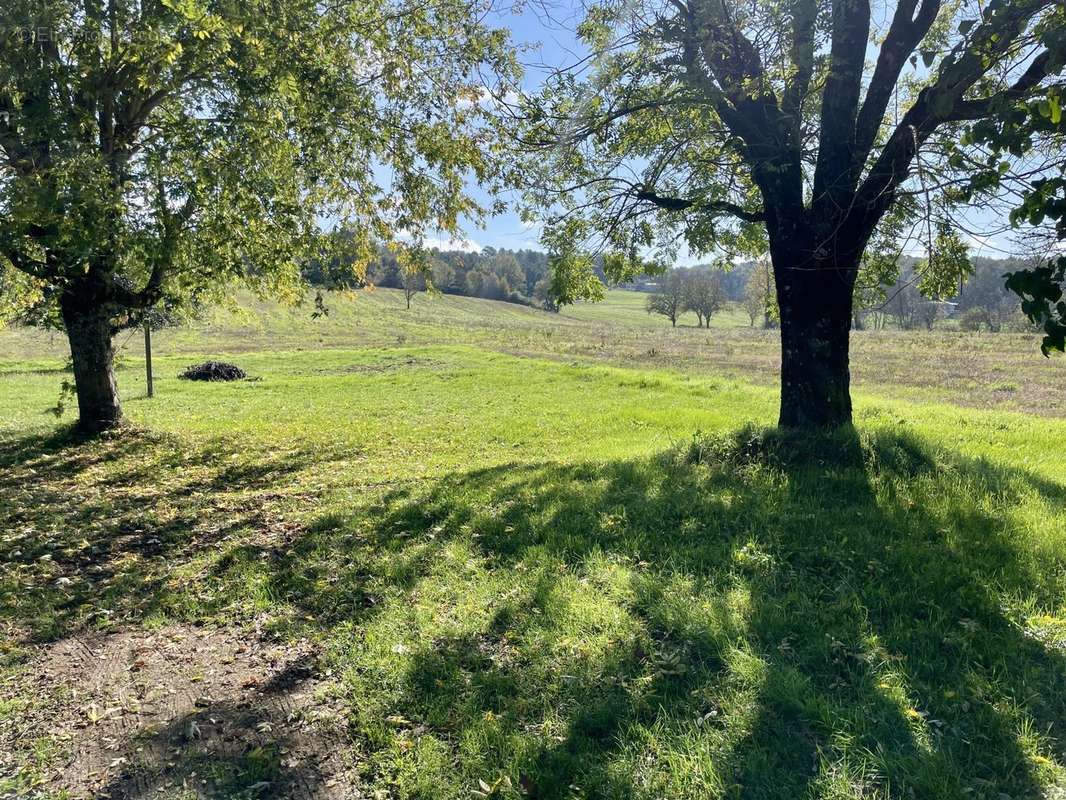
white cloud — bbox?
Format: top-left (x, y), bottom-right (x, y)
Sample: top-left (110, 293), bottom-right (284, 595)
top-left (396, 229), bottom-right (483, 253)
top-left (457, 87), bottom-right (520, 110)
top-left (418, 235), bottom-right (484, 253)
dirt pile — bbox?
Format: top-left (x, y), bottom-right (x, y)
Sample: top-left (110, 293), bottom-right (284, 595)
top-left (179, 361), bottom-right (246, 381)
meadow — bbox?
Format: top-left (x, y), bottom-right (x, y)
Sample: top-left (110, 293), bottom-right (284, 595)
top-left (1, 288), bottom-right (1064, 799)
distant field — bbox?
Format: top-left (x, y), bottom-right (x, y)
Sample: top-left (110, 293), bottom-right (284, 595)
top-left (560, 289), bottom-right (751, 328)
top-left (1, 288), bottom-right (1065, 799)
top-left (1, 287), bottom-right (1062, 417)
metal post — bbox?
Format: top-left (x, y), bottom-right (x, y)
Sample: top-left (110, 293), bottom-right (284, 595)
top-left (144, 321), bottom-right (154, 398)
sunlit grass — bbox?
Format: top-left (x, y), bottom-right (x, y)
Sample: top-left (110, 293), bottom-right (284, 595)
top-left (2, 286), bottom-right (1062, 416)
top-left (0, 296), bottom-right (1064, 799)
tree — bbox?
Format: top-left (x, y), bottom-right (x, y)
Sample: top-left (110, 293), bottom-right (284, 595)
top-left (646, 269), bottom-right (685, 326)
top-left (914, 299), bottom-right (941, 331)
top-left (400, 266), bottom-right (426, 310)
top-left (523, 0), bottom-right (1066, 427)
top-left (681, 267), bottom-right (725, 327)
top-left (882, 263), bottom-right (923, 330)
top-left (0, 0), bottom-right (515, 432)
top-left (429, 258), bottom-right (456, 294)
top-left (533, 274), bottom-right (559, 311)
top-left (743, 260), bottom-right (774, 327)
top-left (957, 258), bottom-right (1024, 331)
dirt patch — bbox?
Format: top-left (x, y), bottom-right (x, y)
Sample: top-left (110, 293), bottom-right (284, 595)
top-left (311, 355), bottom-right (443, 375)
top-left (0, 625), bottom-right (359, 799)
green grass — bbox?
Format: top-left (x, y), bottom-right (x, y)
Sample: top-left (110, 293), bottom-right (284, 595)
top-left (5, 286), bottom-right (1062, 416)
top-left (1, 292), bottom-right (1065, 799)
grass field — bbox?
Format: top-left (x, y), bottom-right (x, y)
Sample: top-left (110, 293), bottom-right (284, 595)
top-left (559, 289), bottom-right (752, 328)
top-left (3, 288), bottom-right (1062, 416)
top-left (1, 288), bottom-right (1065, 799)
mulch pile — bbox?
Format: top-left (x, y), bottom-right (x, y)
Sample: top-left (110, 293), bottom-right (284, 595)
top-left (179, 361), bottom-right (247, 381)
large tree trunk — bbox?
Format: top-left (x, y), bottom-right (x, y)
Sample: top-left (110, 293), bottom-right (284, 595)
top-left (61, 294), bottom-right (124, 433)
top-left (773, 255), bottom-right (856, 429)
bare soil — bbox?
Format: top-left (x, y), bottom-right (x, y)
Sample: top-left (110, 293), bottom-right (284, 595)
top-left (0, 624), bottom-right (360, 799)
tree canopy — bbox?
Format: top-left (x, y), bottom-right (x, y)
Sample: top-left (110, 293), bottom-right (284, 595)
top-left (0, 0), bottom-right (516, 431)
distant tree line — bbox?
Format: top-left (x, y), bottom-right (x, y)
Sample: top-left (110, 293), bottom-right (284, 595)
top-left (641, 256), bottom-right (1036, 333)
top-left (309, 235), bottom-right (1038, 334)
top-left (857, 257), bottom-right (1035, 332)
top-left (304, 242), bottom-right (555, 309)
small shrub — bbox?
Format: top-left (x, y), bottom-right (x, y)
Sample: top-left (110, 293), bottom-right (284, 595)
top-left (958, 308), bottom-right (988, 332)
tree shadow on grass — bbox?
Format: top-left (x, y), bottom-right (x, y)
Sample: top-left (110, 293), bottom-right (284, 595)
top-left (2, 424), bottom-right (1065, 798)
top-left (0, 427), bottom-right (362, 798)
top-left (0, 425), bottom-right (342, 644)
top-left (291, 427), bottom-right (1066, 799)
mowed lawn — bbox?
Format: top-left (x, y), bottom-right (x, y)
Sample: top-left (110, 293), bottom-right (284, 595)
top-left (1, 293), bottom-right (1065, 799)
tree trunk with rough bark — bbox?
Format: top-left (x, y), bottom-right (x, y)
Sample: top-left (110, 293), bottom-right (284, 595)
top-left (61, 294), bottom-right (124, 433)
top-left (773, 249), bottom-right (857, 429)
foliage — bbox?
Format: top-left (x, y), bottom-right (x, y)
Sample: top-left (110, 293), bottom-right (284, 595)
top-left (0, 0), bottom-right (518, 415)
top-left (917, 225), bottom-right (974, 300)
top-left (546, 246), bottom-right (607, 308)
top-left (680, 266), bottom-right (726, 328)
top-left (955, 4), bottom-right (1066, 353)
top-left (1005, 258), bottom-right (1066, 352)
top-left (645, 270), bottom-right (685, 326)
top-left (313, 244), bottom-right (557, 310)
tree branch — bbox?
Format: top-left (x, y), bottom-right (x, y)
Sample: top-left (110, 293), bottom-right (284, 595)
top-left (782, 0), bottom-right (818, 143)
top-left (3, 247), bottom-right (54, 280)
top-left (851, 0), bottom-right (1057, 236)
top-left (689, 0), bottom-right (768, 90)
top-left (946, 50), bottom-right (1055, 121)
top-left (812, 0), bottom-right (872, 214)
top-left (682, 0), bottom-right (787, 148)
top-left (854, 0), bottom-right (942, 159)
top-left (675, 0), bottom-right (803, 218)
top-left (636, 189), bottom-right (766, 222)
